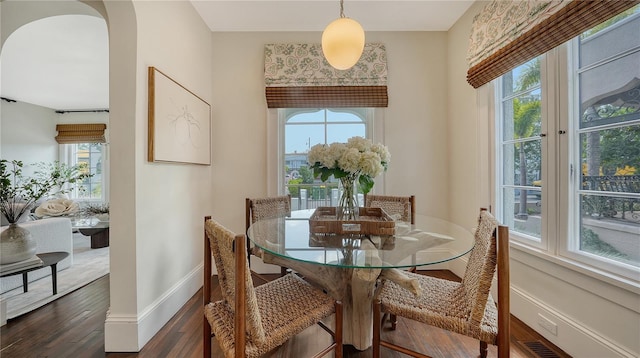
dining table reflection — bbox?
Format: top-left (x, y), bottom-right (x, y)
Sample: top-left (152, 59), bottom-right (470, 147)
top-left (246, 209), bottom-right (474, 351)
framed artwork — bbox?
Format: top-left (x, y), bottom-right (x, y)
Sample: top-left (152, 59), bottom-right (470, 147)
top-left (148, 66), bottom-right (211, 165)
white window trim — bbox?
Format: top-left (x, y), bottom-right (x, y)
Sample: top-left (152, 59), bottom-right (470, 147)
top-left (266, 108), bottom-right (280, 197)
top-left (476, 83), bottom-right (495, 212)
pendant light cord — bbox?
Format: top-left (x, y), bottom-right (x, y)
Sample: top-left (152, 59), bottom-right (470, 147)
top-left (340, 0), bottom-right (345, 18)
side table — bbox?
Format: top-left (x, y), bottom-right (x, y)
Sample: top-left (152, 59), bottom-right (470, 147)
top-left (78, 227), bottom-right (109, 248)
top-left (73, 218), bottom-right (109, 249)
top-left (0, 252), bottom-right (69, 295)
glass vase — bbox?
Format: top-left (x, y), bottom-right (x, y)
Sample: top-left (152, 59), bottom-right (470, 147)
top-left (337, 174), bottom-right (360, 221)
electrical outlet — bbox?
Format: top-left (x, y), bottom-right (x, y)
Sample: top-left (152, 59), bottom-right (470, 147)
top-left (537, 313), bottom-right (558, 336)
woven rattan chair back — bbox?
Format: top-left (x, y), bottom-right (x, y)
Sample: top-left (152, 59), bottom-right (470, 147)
top-left (364, 194), bottom-right (415, 224)
top-left (461, 209), bottom-right (500, 330)
top-left (205, 219), bottom-right (267, 343)
top-left (246, 195), bottom-right (291, 229)
top-left (245, 195), bottom-right (292, 276)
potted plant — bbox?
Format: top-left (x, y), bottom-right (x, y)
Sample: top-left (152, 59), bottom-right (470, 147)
top-left (0, 159), bottom-right (91, 264)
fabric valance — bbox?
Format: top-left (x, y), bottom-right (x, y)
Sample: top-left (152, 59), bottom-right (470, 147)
top-left (55, 123), bottom-right (106, 144)
top-left (467, 0), bottom-right (640, 89)
top-left (264, 43), bottom-right (388, 108)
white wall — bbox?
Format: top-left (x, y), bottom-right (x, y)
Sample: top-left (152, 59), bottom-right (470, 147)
top-left (447, 2), bottom-right (640, 357)
top-left (210, 31), bottom-right (451, 234)
top-left (0, 100), bottom-right (109, 177)
top-left (446, 2), bottom-right (483, 227)
top-left (57, 111), bottom-right (109, 125)
top-left (103, 0), bottom-right (214, 351)
top-left (134, 0), bottom-right (212, 315)
top-left (0, 100), bottom-right (58, 171)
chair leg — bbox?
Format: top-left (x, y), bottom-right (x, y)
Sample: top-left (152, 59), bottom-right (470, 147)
top-left (246, 237), bottom-right (252, 268)
top-left (480, 341), bottom-right (488, 358)
top-left (390, 314), bottom-right (398, 330)
top-left (203, 319), bottom-right (211, 358)
top-left (335, 301), bottom-right (343, 358)
top-left (373, 300), bottom-right (381, 358)
top-left (379, 312), bottom-right (397, 330)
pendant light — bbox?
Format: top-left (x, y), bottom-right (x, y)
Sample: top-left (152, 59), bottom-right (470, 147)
top-left (321, 0), bottom-right (365, 70)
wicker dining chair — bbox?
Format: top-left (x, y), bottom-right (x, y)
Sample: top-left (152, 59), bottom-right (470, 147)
top-left (203, 216), bottom-right (343, 358)
top-left (365, 194), bottom-right (416, 329)
top-left (246, 195), bottom-right (291, 277)
top-left (372, 208), bottom-right (510, 358)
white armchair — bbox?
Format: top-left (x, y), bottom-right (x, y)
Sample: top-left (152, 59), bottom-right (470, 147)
top-left (1, 217), bottom-right (73, 293)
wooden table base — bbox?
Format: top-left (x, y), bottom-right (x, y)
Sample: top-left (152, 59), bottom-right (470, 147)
top-left (264, 248), bottom-right (416, 351)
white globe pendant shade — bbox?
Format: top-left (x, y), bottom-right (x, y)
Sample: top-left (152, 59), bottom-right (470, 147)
top-left (321, 17), bottom-right (365, 70)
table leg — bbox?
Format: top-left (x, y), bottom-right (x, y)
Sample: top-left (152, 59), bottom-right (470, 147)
top-left (263, 253), bottom-right (379, 350)
top-left (90, 229), bottom-right (109, 249)
top-left (51, 264), bottom-right (58, 295)
top-left (22, 272), bottom-right (28, 293)
top-left (343, 268), bottom-right (380, 350)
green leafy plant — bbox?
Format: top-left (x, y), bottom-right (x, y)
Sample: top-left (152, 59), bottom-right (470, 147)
top-left (288, 178), bottom-right (303, 197)
top-left (0, 159), bottom-right (92, 223)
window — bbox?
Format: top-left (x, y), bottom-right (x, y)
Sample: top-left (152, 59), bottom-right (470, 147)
top-left (60, 143), bottom-right (107, 201)
top-left (497, 58), bottom-right (544, 245)
top-left (569, 11), bottom-right (640, 274)
top-left (280, 108), bottom-right (371, 210)
top-left (496, 7), bottom-right (640, 281)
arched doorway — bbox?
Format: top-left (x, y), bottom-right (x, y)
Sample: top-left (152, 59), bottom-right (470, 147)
top-left (0, 2), bottom-right (110, 311)
top-left (1, 0), bottom-right (139, 352)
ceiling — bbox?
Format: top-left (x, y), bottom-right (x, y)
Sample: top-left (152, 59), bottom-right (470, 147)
top-left (191, 1), bottom-right (475, 32)
top-left (1, 14), bottom-right (110, 111)
top-left (0, 0), bottom-right (474, 111)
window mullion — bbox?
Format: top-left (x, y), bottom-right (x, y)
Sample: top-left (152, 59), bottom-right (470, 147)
top-left (563, 37), bottom-right (582, 258)
top-left (540, 50), bottom-right (555, 253)
top-left (494, 80), bottom-right (505, 224)
top-left (548, 44), bottom-right (571, 256)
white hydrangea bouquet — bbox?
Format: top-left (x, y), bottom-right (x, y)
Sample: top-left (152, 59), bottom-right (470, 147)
top-left (308, 136), bottom-right (390, 219)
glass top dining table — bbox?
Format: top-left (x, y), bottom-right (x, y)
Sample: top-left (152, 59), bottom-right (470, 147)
top-left (246, 208), bottom-right (476, 351)
top-left (246, 209), bottom-right (475, 270)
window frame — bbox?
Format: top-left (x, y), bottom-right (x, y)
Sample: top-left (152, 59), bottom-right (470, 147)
top-left (494, 54), bottom-right (551, 251)
top-left (59, 142), bottom-right (109, 202)
top-left (279, 108), bottom-right (373, 197)
top-left (266, 108), bottom-right (383, 197)
top-left (559, 34), bottom-right (640, 280)
top-left (493, 22), bottom-right (640, 283)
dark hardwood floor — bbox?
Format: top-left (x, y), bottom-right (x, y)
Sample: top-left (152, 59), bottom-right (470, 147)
top-left (0, 271), bottom-right (571, 358)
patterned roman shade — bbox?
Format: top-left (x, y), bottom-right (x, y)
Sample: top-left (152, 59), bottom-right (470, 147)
top-left (264, 43), bottom-right (388, 108)
top-left (55, 123), bottom-right (106, 144)
top-left (467, 0), bottom-right (640, 89)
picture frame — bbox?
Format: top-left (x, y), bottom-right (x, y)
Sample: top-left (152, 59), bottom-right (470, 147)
top-left (148, 66), bottom-right (211, 165)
